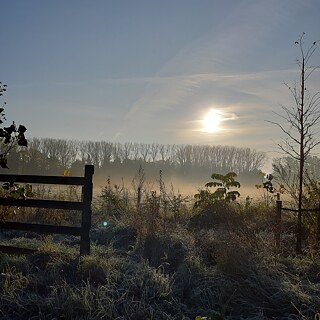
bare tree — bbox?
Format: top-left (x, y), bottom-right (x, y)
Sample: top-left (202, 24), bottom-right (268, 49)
top-left (123, 142), bottom-right (133, 161)
top-left (159, 144), bottom-right (168, 162)
top-left (112, 142), bottom-right (124, 163)
top-left (150, 143), bottom-right (160, 162)
top-left (139, 143), bottom-right (150, 162)
top-left (87, 141), bottom-right (102, 168)
top-left (100, 141), bottom-right (113, 167)
top-left (269, 33), bottom-right (320, 253)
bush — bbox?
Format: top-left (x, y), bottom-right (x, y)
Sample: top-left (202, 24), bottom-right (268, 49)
top-left (142, 233), bottom-right (188, 272)
top-left (189, 201), bottom-right (241, 231)
top-left (91, 223), bottom-right (138, 251)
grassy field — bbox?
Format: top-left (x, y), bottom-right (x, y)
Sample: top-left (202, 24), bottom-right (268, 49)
top-left (1, 183), bottom-right (320, 320)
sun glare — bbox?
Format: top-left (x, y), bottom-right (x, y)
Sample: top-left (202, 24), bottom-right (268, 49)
top-left (202, 109), bottom-right (223, 133)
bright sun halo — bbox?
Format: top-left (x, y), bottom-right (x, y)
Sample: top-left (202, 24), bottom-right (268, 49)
top-left (202, 110), bottom-right (222, 133)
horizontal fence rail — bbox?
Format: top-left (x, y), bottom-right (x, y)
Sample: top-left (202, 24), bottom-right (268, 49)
top-left (0, 221), bottom-right (82, 236)
top-left (0, 164), bottom-right (94, 255)
top-left (280, 207), bottom-right (320, 212)
top-left (0, 198), bottom-right (84, 210)
top-left (274, 199), bottom-right (320, 251)
top-left (0, 174), bottom-right (86, 185)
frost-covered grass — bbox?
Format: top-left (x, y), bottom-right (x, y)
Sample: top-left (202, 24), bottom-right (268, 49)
top-left (1, 223), bottom-right (320, 319)
top-left (1, 190), bottom-right (320, 319)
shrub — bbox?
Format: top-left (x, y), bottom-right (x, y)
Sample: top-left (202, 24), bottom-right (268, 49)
top-left (91, 223), bottom-right (137, 251)
top-left (142, 233), bottom-right (188, 272)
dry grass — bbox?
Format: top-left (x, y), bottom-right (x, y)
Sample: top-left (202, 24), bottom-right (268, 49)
top-left (1, 184), bottom-right (320, 319)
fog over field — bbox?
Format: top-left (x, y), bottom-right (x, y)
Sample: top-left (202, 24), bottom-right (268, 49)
top-left (93, 169), bottom-right (263, 200)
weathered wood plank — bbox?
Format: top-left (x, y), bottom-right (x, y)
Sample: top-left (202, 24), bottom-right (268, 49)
top-left (0, 198), bottom-right (83, 210)
top-left (281, 207), bottom-right (320, 212)
top-left (80, 165), bottom-right (94, 255)
top-left (0, 221), bottom-right (82, 235)
top-left (0, 174), bottom-right (85, 185)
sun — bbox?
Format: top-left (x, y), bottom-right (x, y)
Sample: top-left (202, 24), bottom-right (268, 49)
top-left (202, 109), bottom-right (223, 133)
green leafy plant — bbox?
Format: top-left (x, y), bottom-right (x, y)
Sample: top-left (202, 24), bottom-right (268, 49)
top-left (194, 172), bottom-right (240, 208)
top-left (0, 182), bottom-right (34, 221)
top-left (1, 182), bottom-right (34, 200)
top-left (191, 172), bottom-right (241, 230)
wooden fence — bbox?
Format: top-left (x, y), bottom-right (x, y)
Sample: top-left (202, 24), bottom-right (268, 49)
top-left (0, 165), bottom-right (94, 255)
top-left (275, 199), bottom-right (320, 250)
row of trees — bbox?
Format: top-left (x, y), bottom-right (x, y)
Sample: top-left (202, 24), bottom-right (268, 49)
top-left (4, 137), bottom-right (266, 178)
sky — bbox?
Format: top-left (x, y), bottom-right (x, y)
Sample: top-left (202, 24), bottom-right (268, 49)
top-left (1, 0), bottom-right (320, 169)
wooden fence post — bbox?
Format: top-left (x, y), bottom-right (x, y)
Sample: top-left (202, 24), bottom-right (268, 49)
top-left (275, 197), bottom-right (282, 251)
top-left (80, 165), bottom-right (94, 255)
top-left (316, 203), bottom-right (320, 247)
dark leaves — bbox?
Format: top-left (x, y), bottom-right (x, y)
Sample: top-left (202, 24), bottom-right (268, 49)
top-left (205, 181), bottom-right (222, 188)
top-left (0, 82), bottom-right (28, 168)
top-left (18, 133), bottom-right (28, 147)
top-left (18, 125), bottom-right (27, 134)
top-left (0, 155), bottom-right (9, 169)
top-left (1, 122), bottom-right (27, 146)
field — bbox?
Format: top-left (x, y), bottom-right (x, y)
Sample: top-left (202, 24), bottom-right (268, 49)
top-left (1, 181), bottom-right (320, 320)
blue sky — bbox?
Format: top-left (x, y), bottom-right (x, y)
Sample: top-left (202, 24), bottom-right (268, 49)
top-left (1, 0), bottom-right (320, 165)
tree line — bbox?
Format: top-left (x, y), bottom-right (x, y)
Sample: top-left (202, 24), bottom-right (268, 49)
top-left (3, 137), bottom-right (266, 181)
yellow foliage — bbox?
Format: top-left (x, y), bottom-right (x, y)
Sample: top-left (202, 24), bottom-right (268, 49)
top-left (63, 170), bottom-right (70, 176)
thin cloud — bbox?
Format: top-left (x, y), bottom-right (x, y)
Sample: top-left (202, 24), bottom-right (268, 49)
top-left (112, 0), bottom-right (306, 142)
top-left (113, 68), bottom-right (300, 140)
